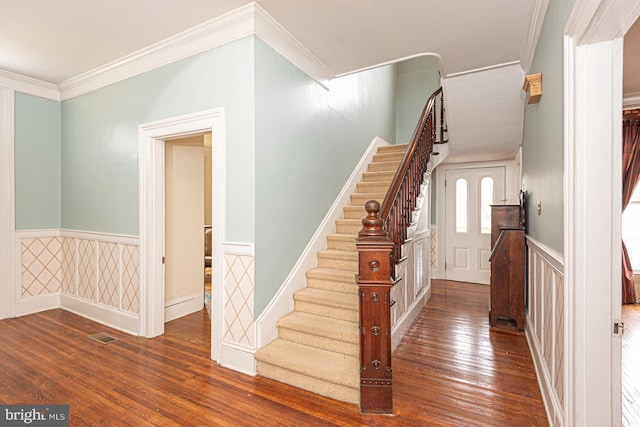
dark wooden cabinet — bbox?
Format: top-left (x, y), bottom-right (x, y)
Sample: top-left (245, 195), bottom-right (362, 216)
top-left (489, 205), bottom-right (525, 330)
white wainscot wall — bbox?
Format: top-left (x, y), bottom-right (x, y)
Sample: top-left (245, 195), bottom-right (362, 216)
top-left (16, 229), bottom-right (140, 334)
top-left (525, 236), bottom-right (564, 427)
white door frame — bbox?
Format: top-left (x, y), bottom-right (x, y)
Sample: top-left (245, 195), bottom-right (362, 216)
top-left (139, 108), bottom-right (225, 363)
top-left (564, 1), bottom-right (640, 425)
top-left (0, 86), bottom-right (15, 320)
top-left (435, 159), bottom-right (518, 280)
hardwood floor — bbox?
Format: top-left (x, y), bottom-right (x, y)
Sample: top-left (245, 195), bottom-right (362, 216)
top-left (0, 280), bottom-right (548, 426)
top-left (623, 303), bottom-right (640, 426)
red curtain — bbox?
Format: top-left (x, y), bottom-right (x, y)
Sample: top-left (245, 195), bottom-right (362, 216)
top-left (622, 118), bottom-right (640, 304)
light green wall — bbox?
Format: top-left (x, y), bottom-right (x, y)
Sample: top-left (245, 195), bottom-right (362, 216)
top-left (395, 56), bottom-right (441, 145)
top-left (61, 37), bottom-right (255, 240)
top-left (521, 0), bottom-right (573, 253)
top-left (254, 39), bottom-right (397, 316)
top-left (14, 92), bottom-right (61, 230)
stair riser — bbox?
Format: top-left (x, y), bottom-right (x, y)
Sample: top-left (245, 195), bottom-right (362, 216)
top-left (307, 278), bottom-right (358, 293)
top-left (363, 171), bottom-right (395, 182)
top-left (356, 182), bottom-right (391, 193)
top-left (295, 301), bottom-right (358, 322)
top-left (317, 257), bottom-right (358, 272)
top-left (256, 362), bottom-right (359, 404)
top-left (368, 162), bottom-right (399, 172)
top-left (343, 207), bottom-right (367, 220)
top-left (336, 223), bottom-right (362, 235)
top-left (373, 153), bottom-right (404, 163)
top-left (278, 329), bottom-right (358, 357)
top-left (376, 144), bottom-right (407, 153)
top-left (327, 239), bottom-right (357, 251)
top-left (350, 194), bottom-right (386, 207)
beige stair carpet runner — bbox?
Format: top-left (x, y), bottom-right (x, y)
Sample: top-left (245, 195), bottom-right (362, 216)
top-left (255, 144), bottom-right (406, 404)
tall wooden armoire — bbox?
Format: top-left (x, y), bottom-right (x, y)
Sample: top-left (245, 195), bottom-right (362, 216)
top-left (488, 203), bottom-right (525, 330)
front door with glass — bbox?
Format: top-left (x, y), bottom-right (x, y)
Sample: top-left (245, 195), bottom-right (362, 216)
top-left (444, 166), bottom-right (506, 284)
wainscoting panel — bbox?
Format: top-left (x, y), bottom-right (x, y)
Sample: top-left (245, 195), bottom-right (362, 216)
top-left (221, 243), bottom-right (255, 375)
top-left (525, 236), bottom-right (564, 427)
top-left (20, 235), bottom-right (62, 297)
top-left (15, 229), bottom-right (139, 332)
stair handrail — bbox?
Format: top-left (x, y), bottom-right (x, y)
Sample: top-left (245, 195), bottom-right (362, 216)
top-left (378, 86), bottom-right (444, 273)
top-left (356, 87), bottom-right (446, 414)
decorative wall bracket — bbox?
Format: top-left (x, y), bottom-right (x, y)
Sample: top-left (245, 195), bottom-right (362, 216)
top-left (523, 73), bottom-right (542, 104)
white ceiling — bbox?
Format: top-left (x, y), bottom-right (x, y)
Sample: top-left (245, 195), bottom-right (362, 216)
top-left (0, 0), bottom-right (546, 162)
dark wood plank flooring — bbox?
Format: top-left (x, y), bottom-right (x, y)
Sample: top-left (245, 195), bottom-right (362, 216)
top-left (623, 303), bottom-right (640, 427)
top-left (0, 280), bottom-right (548, 426)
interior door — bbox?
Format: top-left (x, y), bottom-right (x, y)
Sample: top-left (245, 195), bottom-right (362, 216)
top-left (445, 166), bottom-right (505, 284)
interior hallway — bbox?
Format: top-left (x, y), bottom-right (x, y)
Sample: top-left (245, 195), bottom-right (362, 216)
top-left (0, 280), bottom-right (547, 426)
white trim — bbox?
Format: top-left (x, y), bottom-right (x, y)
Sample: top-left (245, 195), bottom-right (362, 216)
top-left (15, 229), bottom-right (62, 239)
top-left (57, 3), bottom-right (334, 100)
top-left (254, 6), bottom-right (333, 89)
top-left (391, 286), bottom-right (430, 351)
top-left (526, 321), bottom-right (560, 427)
top-left (61, 229), bottom-right (139, 246)
top-left (0, 69), bottom-right (60, 101)
top-left (525, 235), bottom-right (563, 274)
top-left (444, 60), bottom-right (521, 79)
top-left (334, 53), bottom-right (445, 81)
top-left (0, 86), bottom-right (15, 320)
top-left (138, 109), bottom-right (225, 365)
top-left (220, 341), bottom-right (256, 376)
top-left (164, 292), bottom-right (205, 323)
top-left (254, 136), bottom-right (390, 349)
top-left (563, 2), bottom-right (640, 424)
top-left (60, 293), bottom-right (139, 335)
top-left (222, 242), bottom-right (255, 256)
top-left (14, 293), bottom-right (61, 317)
top-left (520, 0), bottom-right (551, 74)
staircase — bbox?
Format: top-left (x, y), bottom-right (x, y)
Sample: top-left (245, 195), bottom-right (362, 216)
top-left (255, 143), bottom-right (407, 404)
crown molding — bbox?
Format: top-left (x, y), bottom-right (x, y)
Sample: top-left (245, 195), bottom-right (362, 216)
top-left (58, 4), bottom-right (255, 100)
top-left (0, 69), bottom-right (60, 101)
top-left (520, 0), bottom-right (550, 74)
top-left (254, 6), bottom-right (333, 88)
top-left (57, 2), bottom-right (334, 100)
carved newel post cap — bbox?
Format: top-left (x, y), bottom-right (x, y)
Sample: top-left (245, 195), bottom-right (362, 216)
top-left (358, 200), bottom-right (389, 239)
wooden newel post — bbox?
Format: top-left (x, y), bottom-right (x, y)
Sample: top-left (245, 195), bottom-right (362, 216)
top-left (356, 200), bottom-right (395, 414)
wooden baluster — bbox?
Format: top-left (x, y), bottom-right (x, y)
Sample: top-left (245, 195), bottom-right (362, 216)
top-left (357, 200), bottom-right (395, 414)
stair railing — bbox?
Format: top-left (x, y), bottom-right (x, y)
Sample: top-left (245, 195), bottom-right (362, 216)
top-left (356, 87), bottom-right (446, 414)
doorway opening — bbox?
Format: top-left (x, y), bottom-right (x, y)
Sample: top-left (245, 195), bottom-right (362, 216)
top-left (138, 108), bottom-right (225, 362)
top-left (164, 134), bottom-right (212, 324)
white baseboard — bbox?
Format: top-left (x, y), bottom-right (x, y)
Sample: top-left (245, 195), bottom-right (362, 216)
top-left (14, 293), bottom-right (61, 317)
top-left (525, 317), bottom-right (560, 427)
top-left (255, 136), bottom-right (391, 349)
top-left (60, 294), bottom-right (139, 336)
top-left (165, 292), bottom-right (204, 322)
top-left (220, 341), bottom-right (256, 376)
top-left (391, 285), bottom-right (431, 351)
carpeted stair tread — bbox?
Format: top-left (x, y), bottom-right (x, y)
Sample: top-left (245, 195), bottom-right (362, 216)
top-left (327, 233), bottom-right (358, 251)
top-left (306, 267), bottom-right (357, 284)
top-left (295, 287), bottom-right (358, 307)
top-left (256, 340), bottom-right (359, 389)
top-left (367, 160), bottom-right (403, 172)
top-left (363, 170), bottom-right (396, 182)
top-left (317, 249), bottom-right (358, 272)
top-left (377, 143), bottom-right (408, 153)
top-left (356, 181), bottom-right (392, 193)
top-left (343, 206), bottom-right (368, 219)
top-left (350, 192), bottom-right (387, 207)
top-left (373, 152), bottom-right (405, 163)
top-left (278, 311), bottom-right (359, 344)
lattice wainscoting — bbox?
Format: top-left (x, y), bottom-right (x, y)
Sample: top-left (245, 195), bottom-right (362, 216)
top-left (221, 243), bottom-right (255, 375)
top-left (20, 234), bottom-right (63, 297)
top-left (525, 236), bottom-right (564, 427)
top-left (15, 230), bottom-right (139, 331)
